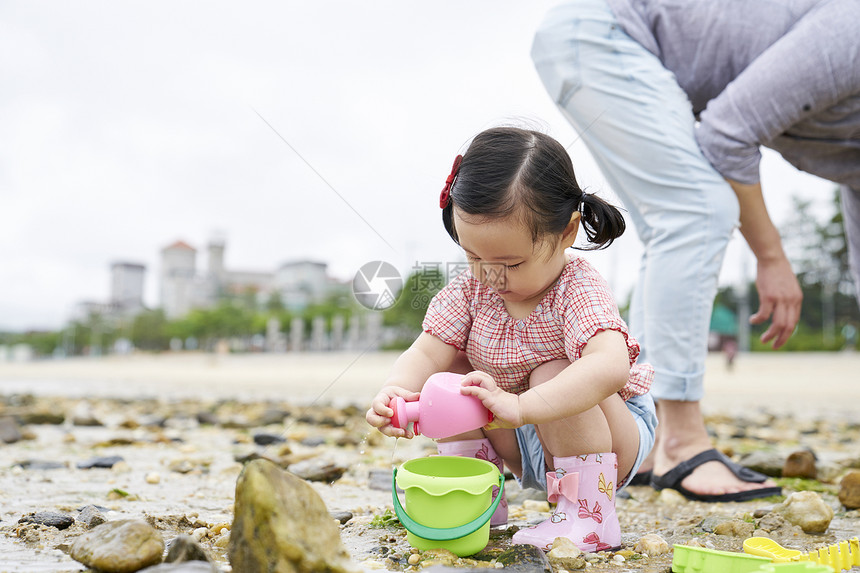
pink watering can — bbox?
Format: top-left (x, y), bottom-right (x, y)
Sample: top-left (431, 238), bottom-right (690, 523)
top-left (389, 372), bottom-right (493, 439)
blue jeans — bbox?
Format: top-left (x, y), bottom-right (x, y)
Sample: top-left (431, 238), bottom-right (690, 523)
top-left (531, 0), bottom-right (740, 401)
top-left (516, 392), bottom-right (657, 492)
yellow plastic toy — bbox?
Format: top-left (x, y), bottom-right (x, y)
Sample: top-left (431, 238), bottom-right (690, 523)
top-left (756, 563), bottom-right (834, 573)
top-left (744, 537), bottom-right (860, 572)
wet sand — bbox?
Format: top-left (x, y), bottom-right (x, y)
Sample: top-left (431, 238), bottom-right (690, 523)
top-left (1, 350), bottom-right (858, 572)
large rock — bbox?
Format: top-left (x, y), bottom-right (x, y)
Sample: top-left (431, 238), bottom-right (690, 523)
top-left (228, 459), bottom-right (351, 573)
top-left (494, 543), bottom-right (552, 572)
top-left (775, 491), bottom-right (833, 534)
top-left (70, 519), bottom-right (164, 573)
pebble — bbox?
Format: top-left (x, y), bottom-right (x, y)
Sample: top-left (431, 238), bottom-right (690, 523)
top-left (19, 411), bottom-right (65, 425)
top-left (713, 519), bottom-right (755, 538)
top-left (838, 470), bottom-right (860, 509)
top-left (253, 432), bottom-right (285, 445)
top-left (0, 415), bottom-right (23, 443)
top-left (195, 412), bottom-right (219, 425)
top-left (368, 469), bottom-right (393, 491)
top-left (738, 450), bottom-right (785, 477)
top-left (18, 511), bottom-right (75, 530)
top-left (146, 472), bottom-right (161, 484)
top-left (287, 457), bottom-right (347, 482)
top-left (657, 488), bottom-right (688, 506)
top-left (330, 510), bottom-right (353, 525)
top-left (16, 459), bottom-right (66, 470)
top-left (77, 455), bottom-right (124, 469)
top-left (78, 505), bottom-right (107, 528)
top-left (522, 499), bottom-right (551, 512)
top-left (547, 536), bottom-right (586, 571)
top-left (70, 519), bottom-right (164, 572)
top-left (111, 461), bottom-right (132, 473)
top-left (783, 450), bottom-right (817, 479)
top-left (72, 414), bottom-right (104, 427)
top-left (165, 534), bottom-right (211, 563)
top-left (209, 522), bottom-right (230, 536)
top-left (634, 533), bottom-right (670, 556)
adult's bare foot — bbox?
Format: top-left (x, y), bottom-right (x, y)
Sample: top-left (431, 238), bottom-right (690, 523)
top-left (650, 400), bottom-right (778, 499)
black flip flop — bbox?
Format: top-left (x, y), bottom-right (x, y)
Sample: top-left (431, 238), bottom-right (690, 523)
top-left (650, 449), bottom-right (782, 502)
top-left (627, 469), bottom-right (653, 486)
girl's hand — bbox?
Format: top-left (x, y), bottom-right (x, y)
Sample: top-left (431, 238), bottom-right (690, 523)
top-left (459, 371), bottom-right (524, 429)
top-left (366, 386), bottom-right (421, 438)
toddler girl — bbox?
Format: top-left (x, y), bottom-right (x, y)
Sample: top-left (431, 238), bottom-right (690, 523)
top-left (366, 127), bottom-right (656, 552)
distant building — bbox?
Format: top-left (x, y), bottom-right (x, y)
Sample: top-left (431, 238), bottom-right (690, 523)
top-left (72, 260), bottom-right (147, 323)
top-left (160, 241), bottom-right (214, 319)
top-left (111, 262), bottom-right (145, 313)
top-left (159, 238), bottom-right (342, 318)
top-left (276, 260), bottom-right (334, 310)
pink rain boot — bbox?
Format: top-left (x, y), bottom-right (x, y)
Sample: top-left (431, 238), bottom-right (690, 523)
top-left (437, 438), bottom-right (508, 526)
top-left (512, 453), bottom-right (620, 552)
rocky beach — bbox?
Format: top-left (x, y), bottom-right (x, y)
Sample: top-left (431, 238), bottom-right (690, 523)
top-left (1, 351), bottom-right (859, 572)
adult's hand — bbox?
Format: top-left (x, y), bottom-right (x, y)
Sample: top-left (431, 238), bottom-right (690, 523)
top-left (751, 255), bottom-right (802, 348)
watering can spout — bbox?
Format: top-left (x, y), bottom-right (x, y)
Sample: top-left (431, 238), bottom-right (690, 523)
top-left (390, 397), bottom-right (420, 430)
top-left (388, 372), bottom-right (492, 439)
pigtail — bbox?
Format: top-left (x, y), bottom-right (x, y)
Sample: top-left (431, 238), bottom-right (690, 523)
top-left (579, 192), bottom-right (626, 250)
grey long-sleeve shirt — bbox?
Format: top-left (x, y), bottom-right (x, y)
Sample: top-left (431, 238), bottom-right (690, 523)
top-left (606, 0), bottom-right (860, 188)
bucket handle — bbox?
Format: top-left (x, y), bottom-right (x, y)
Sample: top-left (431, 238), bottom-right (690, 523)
top-left (391, 468), bottom-right (505, 542)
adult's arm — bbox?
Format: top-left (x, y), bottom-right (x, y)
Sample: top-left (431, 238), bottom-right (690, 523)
top-left (728, 179), bottom-right (802, 349)
top-left (695, 0), bottom-right (858, 345)
top-left (696, 0), bottom-right (860, 184)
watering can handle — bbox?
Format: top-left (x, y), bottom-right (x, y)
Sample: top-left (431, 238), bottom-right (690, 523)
top-left (391, 468), bottom-right (505, 542)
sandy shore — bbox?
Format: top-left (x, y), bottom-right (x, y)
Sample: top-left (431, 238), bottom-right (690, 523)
top-left (1, 350), bottom-right (858, 417)
top-left (1, 350), bottom-right (859, 572)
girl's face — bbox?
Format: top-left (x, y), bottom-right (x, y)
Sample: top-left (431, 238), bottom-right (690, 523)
top-left (453, 208), bottom-right (579, 307)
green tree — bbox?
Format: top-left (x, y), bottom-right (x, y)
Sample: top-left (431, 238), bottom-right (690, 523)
top-left (131, 309), bottom-right (170, 351)
top-left (719, 189), bottom-right (859, 351)
top-left (382, 266), bottom-right (446, 349)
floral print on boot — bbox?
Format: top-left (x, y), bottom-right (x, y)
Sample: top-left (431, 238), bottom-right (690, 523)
top-left (437, 438), bottom-right (508, 526)
top-left (512, 453), bottom-right (620, 552)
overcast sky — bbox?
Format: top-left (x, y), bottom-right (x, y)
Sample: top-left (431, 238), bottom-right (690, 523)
top-left (0, 1), bottom-right (835, 332)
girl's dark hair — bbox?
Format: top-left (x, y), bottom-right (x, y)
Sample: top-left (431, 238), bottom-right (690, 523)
top-left (442, 127), bottom-right (625, 250)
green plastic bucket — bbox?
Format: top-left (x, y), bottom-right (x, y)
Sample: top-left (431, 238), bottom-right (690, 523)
top-left (393, 456), bottom-right (504, 557)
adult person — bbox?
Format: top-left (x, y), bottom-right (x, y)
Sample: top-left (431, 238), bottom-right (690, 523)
top-left (531, 0), bottom-right (860, 501)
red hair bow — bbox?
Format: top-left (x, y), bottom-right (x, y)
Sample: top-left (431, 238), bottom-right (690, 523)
top-left (439, 154), bottom-right (463, 209)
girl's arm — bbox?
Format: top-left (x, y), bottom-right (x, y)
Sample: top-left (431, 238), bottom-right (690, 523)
top-left (461, 330), bottom-right (630, 427)
top-left (366, 332), bottom-right (460, 437)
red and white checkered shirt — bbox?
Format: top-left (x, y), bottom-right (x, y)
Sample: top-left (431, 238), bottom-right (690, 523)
top-left (422, 256), bottom-right (653, 401)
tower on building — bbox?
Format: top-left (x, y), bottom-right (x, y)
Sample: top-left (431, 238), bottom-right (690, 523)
top-left (160, 241), bottom-right (197, 319)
